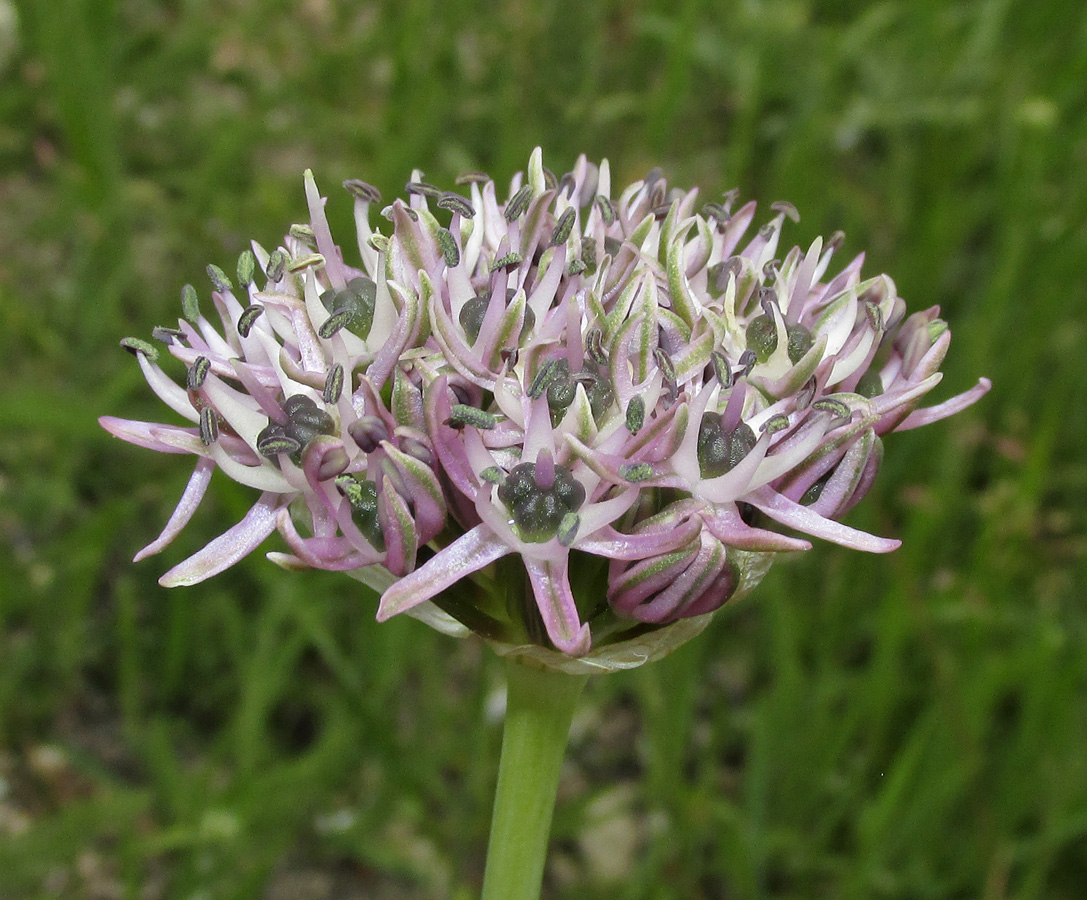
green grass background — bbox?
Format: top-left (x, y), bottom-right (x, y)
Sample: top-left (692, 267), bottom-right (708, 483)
top-left (1, 0), bottom-right (1084, 897)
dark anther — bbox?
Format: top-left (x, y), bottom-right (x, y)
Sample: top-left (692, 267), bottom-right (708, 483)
top-left (238, 305), bottom-right (264, 338)
top-left (237, 250), bottom-right (256, 287)
top-left (528, 358), bottom-right (562, 398)
top-left (437, 192), bottom-right (475, 218)
top-left (152, 326), bottom-right (184, 345)
top-left (762, 260), bottom-right (780, 281)
top-left (455, 171), bottom-right (490, 185)
top-left (550, 208), bottom-right (576, 247)
top-left (343, 180), bottom-right (382, 203)
top-left (186, 356), bottom-right (211, 390)
top-left (762, 414), bottom-right (790, 434)
top-left (505, 185), bottom-right (533, 221)
top-left (287, 252), bottom-right (323, 274)
top-left (567, 258), bottom-right (587, 276)
top-left (490, 252), bottom-right (523, 272)
top-left (323, 364), bottom-right (345, 404)
top-left (265, 250), bottom-right (288, 283)
top-left (181, 284), bottom-right (200, 323)
top-left (863, 299), bottom-right (883, 331)
top-left (558, 171), bottom-right (576, 197)
top-left (199, 408), bottom-right (219, 445)
top-left (812, 398), bottom-right (851, 421)
top-left (697, 413), bottom-right (757, 479)
top-left (595, 195), bottom-right (616, 226)
top-left (120, 337), bottom-right (158, 361)
top-left (405, 181), bottom-right (442, 199)
top-left (542, 166), bottom-right (558, 189)
top-left (826, 230), bottom-right (846, 252)
top-left (498, 462), bottom-right (586, 543)
top-left (737, 349), bottom-right (757, 378)
top-left (207, 263), bottom-right (232, 293)
top-left (710, 350), bottom-right (733, 388)
top-left (318, 307), bottom-right (354, 339)
top-left (702, 202), bottom-right (727, 221)
top-left (445, 405), bottom-right (498, 430)
top-left (289, 224), bottom-right (316, 248)
top-left (438, 228), bottom-right (460, 268)
top-left (258, 420), bottom-right (314, 460)
top-left (585, 328), bottom-right (607, 366)
top-left (771, 201), bottom-right (800, 223)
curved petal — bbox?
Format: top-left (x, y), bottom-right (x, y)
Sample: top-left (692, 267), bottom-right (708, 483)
top-left (134, 458), bottom-right (216, 561)
top-left (895, 377), bottom-right (991, 431)
top-left (159, 492), bottom-right (281, 586)
top-left (577, 514), bottom-right (702, 561)
top-left (376, 525), bottom-right (512, 621)
top-left (702, 506), bottom-right (812, 552)
top-left (99, 417), bottom-right (199, 455)
top-left (747, 485), bottom-right (900, 553)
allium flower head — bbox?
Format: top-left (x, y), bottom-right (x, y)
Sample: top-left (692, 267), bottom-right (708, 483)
top-left (101, 149), bottom-right (989, 668)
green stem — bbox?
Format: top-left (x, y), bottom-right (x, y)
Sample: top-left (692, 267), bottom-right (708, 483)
top-left (481, 656), bottom-right (589, 900)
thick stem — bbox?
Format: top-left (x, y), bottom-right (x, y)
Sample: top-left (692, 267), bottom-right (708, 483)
top-left (481, 656), bottom-right (589, 900)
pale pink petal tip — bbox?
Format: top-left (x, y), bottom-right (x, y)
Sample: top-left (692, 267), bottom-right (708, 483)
top-left (897, 377), bottom-right (992, 431)
top-left (159, 494), bottom-right (279, 587)
top-left (134, 458), bottom-right (215, 561)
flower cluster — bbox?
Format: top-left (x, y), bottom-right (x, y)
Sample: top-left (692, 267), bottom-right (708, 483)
top-left (101, 149), bottom-right (989, 664)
